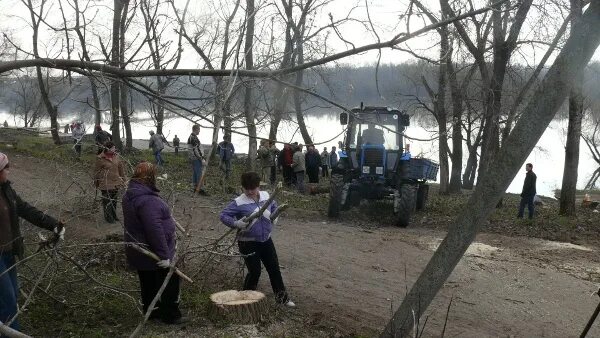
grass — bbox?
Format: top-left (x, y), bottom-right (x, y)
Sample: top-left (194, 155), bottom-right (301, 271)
top-left (4, 132), bottom-right (600, 337)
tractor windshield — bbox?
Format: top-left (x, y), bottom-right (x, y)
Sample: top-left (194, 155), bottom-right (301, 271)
top-left (349, 113), bottom-right (400, 150)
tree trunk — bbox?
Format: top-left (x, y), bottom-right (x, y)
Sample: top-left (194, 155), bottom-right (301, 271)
top-left (110, 0), bottom-right (124, 150)
top-left (119, 0), bottom-right (132, 150)
top-left (209, 290), bottom-right (267, 324)
top-left (447, 55), bottom-right (463, 193)
top-left (27, 0), bottom-right (60, 145)
top-left (559, 0), bottom-right (584, 216)
top-left (381, 3), bottom-right (600, 336)
top-left (156, 84), bottom-right (165, 135)
top-left (244, 0), bottom-right (257, 171)
top-left (437, 18), bottom-right (450, 194)
top-left (462, 147), bottom-right (478, 190)
top-left (120, 82), bottom-right (132, 151)
top-left (268, 6), bottom-right (294, 141)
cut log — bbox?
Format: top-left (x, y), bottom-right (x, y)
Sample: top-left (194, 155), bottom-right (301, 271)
top-left (209, 290), bottom-right (267, 324)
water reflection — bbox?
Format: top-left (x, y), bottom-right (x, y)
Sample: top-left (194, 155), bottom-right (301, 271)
top-left (0, 111), bottom-right (596, 198)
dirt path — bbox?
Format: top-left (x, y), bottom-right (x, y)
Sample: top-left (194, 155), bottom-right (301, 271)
top-left (6, 152), bottom-right (600, 337)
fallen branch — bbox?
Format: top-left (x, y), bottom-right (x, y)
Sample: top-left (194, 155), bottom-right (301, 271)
top-left (128, 243), bottom-right (193, 284)
top-left (0, 321), bottom-right (31, 338)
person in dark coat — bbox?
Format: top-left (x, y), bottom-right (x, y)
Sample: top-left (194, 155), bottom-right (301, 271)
top-left (172, 135), bottom-right (180, 156)
top-left (94, 125), bottom-right (112, 154)
top-left (279, 143), bottom-right (294, 186)
top-left (518, 163), bottom-right (537, 219)
top-left (329, 146), bottom-right (338, 169)
top-left (217, 134), bottom-right (235, 179)
top-left (305, 145), bottom-right (321, 183)
top-left (0, 152), bottom-right (65, 331)
top-left (122, 162), bottom-right (184, 324)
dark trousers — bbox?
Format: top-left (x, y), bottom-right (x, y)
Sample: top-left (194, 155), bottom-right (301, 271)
top-left (73, 139), bottom-right (82, 157)
top-left (270, 166), bottom-right (276, 185)
top-left (321, 165), bottom-right (329, 177)
top-left (0, 254), bottom-right (19, 331)
top-left (137, 269), bottom-right (181, 323)
top-left (307, 166), bottom-right (319, 183)
top-left (174, 146), bottom-right (179, 155)
top-left (295, 171), bottom-right (305, 193)
top-left (101, 189), bottom-right (119, 223)
top-left (282, 165), bottom-right (293, 186)
top-left (518, 195), bottom-right (535, 219)
top-left (238, 238), bottom-right (289, 303)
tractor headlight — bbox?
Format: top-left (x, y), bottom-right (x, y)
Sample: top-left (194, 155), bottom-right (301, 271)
top-left (376, 167), bottom-right (384, 175)
top-left (362, 166), bottom-right (370, 174)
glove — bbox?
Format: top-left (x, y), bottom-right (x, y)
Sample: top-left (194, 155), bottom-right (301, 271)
top-left (272, 217), bottom-right (279, 226)
top-left (233, 218), bottom-right (250, 229)
top-left (202, 159), bottom-right (207, 166)
top-left (157, 259), bottom-right (170, 268)
top-left (54, 222), bottom-right (66, 241)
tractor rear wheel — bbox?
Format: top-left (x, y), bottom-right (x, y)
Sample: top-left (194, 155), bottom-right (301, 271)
top-left (395, 184), bottom-right (417, 227)
top-left (328, 174), bottom-right (344, 218)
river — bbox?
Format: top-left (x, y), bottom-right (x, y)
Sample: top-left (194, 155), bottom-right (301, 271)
top-left (0, 111), bottom-right (596, 198)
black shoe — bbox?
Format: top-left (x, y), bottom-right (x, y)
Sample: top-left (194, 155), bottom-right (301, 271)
top-left (198, 189), bottom-right (209, 196)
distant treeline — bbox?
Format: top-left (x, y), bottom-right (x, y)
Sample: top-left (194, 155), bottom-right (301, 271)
top-left (3, 62), bottom-right (600, 122)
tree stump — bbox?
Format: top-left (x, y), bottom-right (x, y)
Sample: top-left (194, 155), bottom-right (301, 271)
top-left (209, 290), bottom-right (267, 324)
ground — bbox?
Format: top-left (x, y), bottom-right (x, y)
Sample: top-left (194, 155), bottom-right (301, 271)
top-left (3, 147), bottom-right (600, 337)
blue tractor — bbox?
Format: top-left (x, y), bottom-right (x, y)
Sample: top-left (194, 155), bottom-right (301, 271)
top-left (328, 105), bottom-right (439, 227)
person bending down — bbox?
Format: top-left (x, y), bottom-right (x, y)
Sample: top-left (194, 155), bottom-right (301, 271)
top-left (219, 171), bottom-right (295, 307)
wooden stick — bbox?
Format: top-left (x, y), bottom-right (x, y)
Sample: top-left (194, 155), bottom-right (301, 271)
top-left (174, 220), bottom-right (188, 236)
top-left (0, 321), bottom-right (31, 338)
top-left (128, 244), bottom-right (193, 284)
top-left (243, 182), bottom-right (282, 229)
top-left (270, 203), bottom-right (288, 222)
top-left (211, 183), bottom-right (284, 246)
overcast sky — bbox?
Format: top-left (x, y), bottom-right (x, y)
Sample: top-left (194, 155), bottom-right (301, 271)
top-left (0, 0), bottom-right (588, 70)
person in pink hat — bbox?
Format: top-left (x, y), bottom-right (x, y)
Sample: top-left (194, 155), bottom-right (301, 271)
top-left (0, 152), bottom-right (66, 331)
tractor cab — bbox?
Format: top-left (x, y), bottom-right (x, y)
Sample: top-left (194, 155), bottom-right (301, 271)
top-left (338, 106), bottom-right (410, 182)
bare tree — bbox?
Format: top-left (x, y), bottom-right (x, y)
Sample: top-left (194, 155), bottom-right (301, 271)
top-left (110, 0), bottom-right (126, 150)
top-left (244, 0), bottom-right (257, 170)
top-left (582, 113), bottom-right (600, 189)
top-left (559, 0), bottom-right (584, 216)
top-left (23, 0), bottom-right (62, 144)
top-left (69, 0), bottom-right (104, 126)
top-left (140, 0), bottom-right (185, 135)
top-left (174, 0), bottom-right (243, 159)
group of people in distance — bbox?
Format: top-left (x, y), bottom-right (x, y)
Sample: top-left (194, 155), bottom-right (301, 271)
top-left (275, 142), bottom-right (339, 193)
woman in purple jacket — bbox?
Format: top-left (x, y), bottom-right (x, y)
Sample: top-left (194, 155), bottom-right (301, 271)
top-left (122, 162), bottom-right (184, 324)
top-left (220, 172), bottom-right (295, 307)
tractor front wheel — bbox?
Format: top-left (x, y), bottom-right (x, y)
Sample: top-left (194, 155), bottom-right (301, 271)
top-left (328, 174), bottom-right (344, 218)
top-left (394, 184), bottom-right (417, 227)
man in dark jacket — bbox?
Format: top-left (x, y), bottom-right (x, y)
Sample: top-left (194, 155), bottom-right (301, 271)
top-left (172, 135), bottom-right (180, 155)
top-left (217, 134), bottom-right (235, 179)
top-left (305, 145), bottom-right (321, 183)
top-left (94, 125), bottom-right (112, 154)
top-left (0, 152), bottom-right (65, 331)
top-left (518, 163), bottom-right (537, 219)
